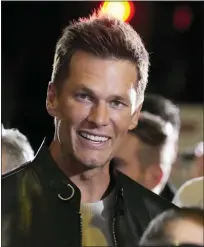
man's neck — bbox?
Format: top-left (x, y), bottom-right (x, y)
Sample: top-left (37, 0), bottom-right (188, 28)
top-left (49, 140), bottom-right (112, 203)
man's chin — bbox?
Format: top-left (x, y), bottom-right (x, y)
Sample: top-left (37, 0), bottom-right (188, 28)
top-left (74, 149), bottom-right (111, 166)
top-left (81, 159), bottom-right (106, 169)
top-left (83, 164), bottom-right (102, 169)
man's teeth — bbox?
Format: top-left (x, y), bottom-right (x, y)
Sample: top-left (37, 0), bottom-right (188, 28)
top-left (80, 132), bottom-right (108, 142)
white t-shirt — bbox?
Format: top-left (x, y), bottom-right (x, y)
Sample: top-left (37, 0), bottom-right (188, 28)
top-left (80, 190), bottom-right (115, 247)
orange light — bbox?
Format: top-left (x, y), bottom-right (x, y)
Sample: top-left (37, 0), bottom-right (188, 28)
top-left (101, 1), bottom-right (135, 22)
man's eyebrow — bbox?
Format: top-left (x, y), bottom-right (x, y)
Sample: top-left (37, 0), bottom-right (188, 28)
top-left (76, 86), bottom-right (95, 96)
top-left (76, 85), bottom-right (131, 102)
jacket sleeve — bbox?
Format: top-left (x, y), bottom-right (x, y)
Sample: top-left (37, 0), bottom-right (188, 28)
top-left (2, 174), bottom-right (19, 247)
top-left (143, 189), bottom-right (178, 220)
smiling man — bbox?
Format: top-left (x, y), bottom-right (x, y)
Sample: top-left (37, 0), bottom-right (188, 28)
top-left (2, 10), bottom-right (176, 247)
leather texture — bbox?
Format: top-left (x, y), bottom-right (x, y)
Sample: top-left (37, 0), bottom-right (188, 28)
top-left (2, 140), bottom-right (177, 247)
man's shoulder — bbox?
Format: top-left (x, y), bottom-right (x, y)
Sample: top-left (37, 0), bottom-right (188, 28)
top-left (2, 140), bottom-right (46, 184)
top-left (117, 172), bottom-right (177, 232)
top-left (2, 159), bottom-right (36, 189)
top-left (2, 159), bottom-right (38, 215)
top-left (119, 172), bottom-right (177, 213)
top-left (139, 182), bottom-right (177, 214)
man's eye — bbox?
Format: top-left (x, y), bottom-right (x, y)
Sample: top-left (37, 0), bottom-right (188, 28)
top-left (110, 100), bottom-right (125, 109)
top-left (75, 93), bottom-right (92, 102)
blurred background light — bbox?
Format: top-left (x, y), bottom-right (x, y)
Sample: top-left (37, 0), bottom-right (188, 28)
top-left (173, 5), bottom-right (193, 31)
top-left (101, 1), bottom-right (135, 22)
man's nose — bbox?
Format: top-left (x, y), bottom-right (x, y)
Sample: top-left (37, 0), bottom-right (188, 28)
top-left (87, 102), bottom-right (110, 127)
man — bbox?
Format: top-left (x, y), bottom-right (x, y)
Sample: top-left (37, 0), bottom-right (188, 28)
top-left (115, 94), bottom-right (180, 201)
top-left (115, 111), bottom-right (176, 196)
top-left (2, 10), bottom-right (176, 247)
top-left (142, 94), bottom-right (180, 200)
top-left (139, 207), bottom-right (204, 246)
top-left (2, 124), bottom-right (34, 174)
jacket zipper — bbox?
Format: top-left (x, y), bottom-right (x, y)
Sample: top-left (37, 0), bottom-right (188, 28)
top-left (112, 187), bottom-right (123, 247)
top-left (112, 216), bottom-right (118, 247)
top-left (79, 212), bottom-right (83, 247)
top-left (79, 211), bottom-right (118, 247)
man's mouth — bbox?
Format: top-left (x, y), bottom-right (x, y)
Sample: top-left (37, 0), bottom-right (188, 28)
top-left (78, 131), bottom-right (109, 143)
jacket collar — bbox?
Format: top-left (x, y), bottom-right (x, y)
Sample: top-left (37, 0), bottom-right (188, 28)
top-left (33, 138), bottom-right (124, 208)
top-left (34, 138), bottom-right (149, 228)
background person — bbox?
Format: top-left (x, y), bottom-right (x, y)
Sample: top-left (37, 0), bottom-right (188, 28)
top-left (142, 94), bottom-right (180, 200)
top-left (2, 124), bottom-right (34, 174)
top-left (115, 111), bottom-right (177, 197)
top-left (139, 207), bottom-right (204, 246)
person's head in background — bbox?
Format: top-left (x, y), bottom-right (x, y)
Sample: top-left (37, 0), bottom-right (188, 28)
top-left (172, 177), bottom-right (204, 209)
top-left (142, 94), bottom-right (180, 195)
top-left (142, 94), bottom-right (181, 135)
top-left (139, 207), bottom-right (204, 246)
top-left (115, 111), bottom-right (175, 194)
top-left (2, 125), bottom-right (34, 174)
top-left (142, 94), bottom-right (180, 159)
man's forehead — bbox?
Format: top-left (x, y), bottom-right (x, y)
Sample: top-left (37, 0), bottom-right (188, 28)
top-left (64, 51), bottom-right (138, 104)
top-left (69, 50), bottom-right (138, 79)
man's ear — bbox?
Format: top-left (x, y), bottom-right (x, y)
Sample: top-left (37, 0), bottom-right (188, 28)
top-left (145, 165), bottom-right (163, 190)
top-left (46, 82), bottom-right (59, 118)
top-left (128, 104), bottom-right (142, 130)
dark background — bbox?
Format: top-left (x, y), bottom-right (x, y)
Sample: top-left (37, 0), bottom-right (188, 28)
top-left (2, 1), bottom-right (203, 151)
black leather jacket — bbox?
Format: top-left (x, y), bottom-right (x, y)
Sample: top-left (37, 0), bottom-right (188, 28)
top-left (160, 183), bottom-right (176, 201)
top-left (2, 140), bottom-right (177, 247)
